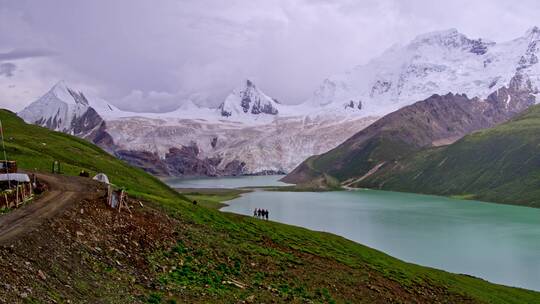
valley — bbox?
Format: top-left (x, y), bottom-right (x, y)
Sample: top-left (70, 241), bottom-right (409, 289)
top-left (2, 101), bottom-right (540, 303)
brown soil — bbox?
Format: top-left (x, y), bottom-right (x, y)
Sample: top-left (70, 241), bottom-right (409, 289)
top-left (0, 173), bottom-right (105, 244)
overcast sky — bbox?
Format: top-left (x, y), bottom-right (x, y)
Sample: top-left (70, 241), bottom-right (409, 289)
top-left (1, 0), bottom-right (540, 112)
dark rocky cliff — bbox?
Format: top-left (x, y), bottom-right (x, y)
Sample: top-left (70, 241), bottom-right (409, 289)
top-left (116, 144), bottom-right (246, 177)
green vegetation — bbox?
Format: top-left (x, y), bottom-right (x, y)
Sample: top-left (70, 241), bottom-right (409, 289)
top-left (314, 135), bottom-right (416, 181)
top-left (0, 110), bottom-right (183, 205)
top-left (177, 188), bottom-right (248, 209)
top-left (361, 104), bottom-right (540, 207)
top-left (4, 109), bottom-right (540, 303)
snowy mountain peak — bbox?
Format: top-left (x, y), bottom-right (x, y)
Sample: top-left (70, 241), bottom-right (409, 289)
top-left (525, 26), bottom-right (540, 39)
top-left (51, 79), bottom-right (68, 92)
top-left (218, 79), bottom-right (280, 119)
top-left (50, 80), bottom-right (91, 107)
top-left (411, 28), bottom-right (460, 43)
top-left (410, 28), bottom-right (465, 47)
top-left (408, 28), bottom-right (493, 55)
top-left (18, 81), bottom-right (123, 135)
top-left (306, 27), bottom-right (540, 117)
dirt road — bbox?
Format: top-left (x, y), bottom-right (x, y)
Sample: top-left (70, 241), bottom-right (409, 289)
top-left (0, 173), bottom-right (106, 244)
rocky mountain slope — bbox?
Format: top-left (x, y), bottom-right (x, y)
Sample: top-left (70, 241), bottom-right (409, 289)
top-left (283, 73), bottom-right (537, 185)
top-left (357, 103), bottom-right (540, 207)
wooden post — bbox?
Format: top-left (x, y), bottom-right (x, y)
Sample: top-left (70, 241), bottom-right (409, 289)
top-left (117, 190), bottom-right (131, 214)
top-left (15, 183), bottom-right (19, 207)
top-left (118, 190), bottom-right (123, 213)
top-left (108, 185), bottom-right (112, 207)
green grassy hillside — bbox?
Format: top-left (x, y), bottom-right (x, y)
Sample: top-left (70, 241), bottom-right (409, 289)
top-left (0, 110), bottom-right (182, 204)
top-left (3, 109), bottom-right (540, 303)
top-left (360, 104), bottom-right (540, 207)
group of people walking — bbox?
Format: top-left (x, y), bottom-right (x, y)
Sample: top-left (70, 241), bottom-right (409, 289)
top-left (254, 208), bottom-right (269, 220)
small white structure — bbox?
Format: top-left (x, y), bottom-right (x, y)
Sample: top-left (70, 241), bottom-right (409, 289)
top-left (92, 173), bottom-right (110, 184)
top-left (0, 173), bottom-right (30, 183)
top-left (0, 173), bottom-right (33, 208)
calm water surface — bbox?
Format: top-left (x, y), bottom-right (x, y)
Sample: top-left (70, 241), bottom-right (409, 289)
top-left (164, 175), bottom-right (288, 188)
top-left (201, 176), bottom-right (540, 291)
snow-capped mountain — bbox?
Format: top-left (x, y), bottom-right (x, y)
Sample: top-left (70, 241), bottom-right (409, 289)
top-left (18, 80), bottom-right (377, 176)
top-left (306, 27), bottom-right (540, 116)
top-left (18, 81), bottom-right (121, 138)
top-left (218, 80), bottom-right (280, 119)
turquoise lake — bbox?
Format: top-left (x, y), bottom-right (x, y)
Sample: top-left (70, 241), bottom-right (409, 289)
top-left (167, 175), bottom-right (540, 291)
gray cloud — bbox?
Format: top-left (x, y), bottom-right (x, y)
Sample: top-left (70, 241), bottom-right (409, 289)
top-left (0, 63), bottom-right (16, 77)
top-left (0, 49), bottom-right (56, 61)
top-left (1, 0), bottom-right (540, 112)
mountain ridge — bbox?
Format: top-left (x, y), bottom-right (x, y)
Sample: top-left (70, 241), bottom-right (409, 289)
top-left (283, 73), bottom-right (536, 186)
top-left (356, 102), bottom-right (540, 207)
top-left (19, 80), bottom-right (377, 176)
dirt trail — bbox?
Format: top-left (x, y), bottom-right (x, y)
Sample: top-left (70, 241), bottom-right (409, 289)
top-left (0, 173), bottom-right (106, 244)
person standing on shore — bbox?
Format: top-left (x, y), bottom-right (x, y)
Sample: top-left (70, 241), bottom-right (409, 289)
top-left (254, 208), bottom-right (258, 217)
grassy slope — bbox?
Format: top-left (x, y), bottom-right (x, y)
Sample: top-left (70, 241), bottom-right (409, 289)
top-left (0, 110), bottom-right (182, 204)
top-left (3, 109), bottom-right (540, 303)
top-left (284, 135), bottom-right (413, 190)
top-left (361, 104), bottom-right (540, 207)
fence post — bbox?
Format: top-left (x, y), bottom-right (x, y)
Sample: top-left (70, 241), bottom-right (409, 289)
top-left (15, 183), bottom-right (19, 207)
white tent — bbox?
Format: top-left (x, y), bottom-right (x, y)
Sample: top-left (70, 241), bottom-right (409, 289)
top-left (92, 173), bottom-right (110, 184)
top-left (0, 173), bottom-right (30, 183)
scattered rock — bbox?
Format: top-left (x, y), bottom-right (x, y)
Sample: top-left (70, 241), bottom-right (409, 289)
top-left (38, 270), bottom-right (47, 280)
top-left (223, 279), bottom-right (246, 289)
